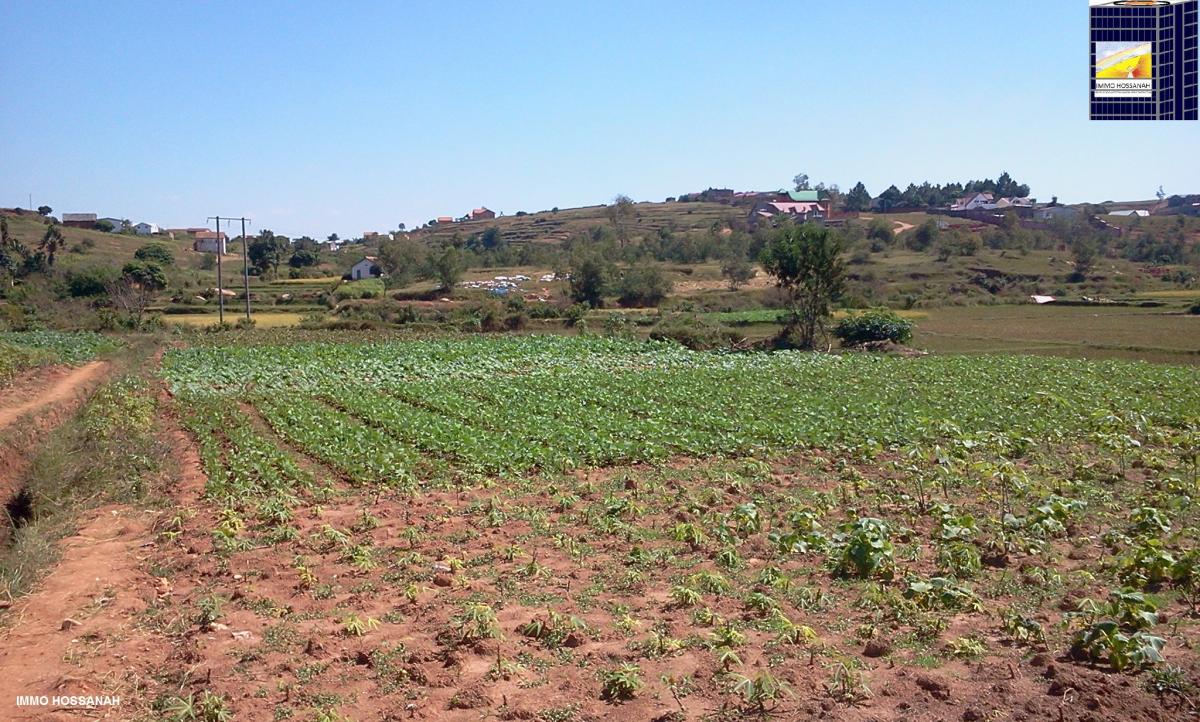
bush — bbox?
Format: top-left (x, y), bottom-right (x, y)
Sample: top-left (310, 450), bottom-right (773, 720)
top-left (617, 265), bottom-right (672, 307)
top-left (649, 314), bottom-right (742, 350)
top-left (1189, 301), bottom-right (1200, 316)
top-left (134, 242), bottom-right (175, 266)
top-left (65, 267), bottom-right (117, 297)
top-left (833, 309), bottom-right (914, 346)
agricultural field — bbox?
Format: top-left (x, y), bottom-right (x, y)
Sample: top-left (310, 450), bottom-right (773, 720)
top-left (0, 330), bottom-right (119, 384)
top-left (98, 334), bottom-right (1200, 721)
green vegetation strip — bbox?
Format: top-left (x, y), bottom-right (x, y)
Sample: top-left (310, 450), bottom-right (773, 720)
top-left (162, 336), bottom-right (1200, 476)
top-left (0, 330), bottom-right (120, 384)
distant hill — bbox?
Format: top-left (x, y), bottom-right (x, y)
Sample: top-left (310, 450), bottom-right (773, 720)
top-left (408, 201), bottom-right (741, 246)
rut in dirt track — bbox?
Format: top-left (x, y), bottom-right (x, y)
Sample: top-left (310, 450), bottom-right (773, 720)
top-left (0, 362), bottom-right (111, 432)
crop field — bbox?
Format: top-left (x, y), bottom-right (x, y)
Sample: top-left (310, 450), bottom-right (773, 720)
top-left (123, 335), bottom-right (1200, 720)
top-left (0, 330), bottom-right (119, 384)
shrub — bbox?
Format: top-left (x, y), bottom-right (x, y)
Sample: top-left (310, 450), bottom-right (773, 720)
top-left (134, 242), bottom-right (175, 266)
top-left (833, 309), bottom-right (914, 346)
top-left (1189, 301), bottom-right (1200, 315)
top-left (649, 314), bottom-right (742, 350)
top-left (65, 267), bottom-right (117, 297)
top-left (616, 265), bottom-right (672, 307)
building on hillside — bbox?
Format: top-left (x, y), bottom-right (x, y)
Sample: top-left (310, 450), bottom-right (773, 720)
top-left (436, 216), bottom-right (454, 224)
top-left (993, 197), bottom-right (1035, 209)
top-left (62, 213), bottom-right (98, 228)
top-left (134, 222), bottom-right (161, 235)
top-left (951, 192), bottom-right (995, 211)
top-left (1109, 209), bottom-right (1150, 217)
top-left (193, 231), bottom-right (228, 254)
top-left (1032, 206), bottom-right (1080, 222)
top-left (777, 190), bottom-right (822, 203)
top-left (470, 207), bottom-right (496, 220)
top-left (98, 217), bottom-right (128, 232)
top-left (349, 256), bottom-right (381, 281)
top-left (750, 201), bottom-right (828, 224)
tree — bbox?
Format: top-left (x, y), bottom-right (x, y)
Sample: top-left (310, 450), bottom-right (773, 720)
top-left (248, 231), bottom-right (290, 275)
top-left (109, 261), bottom-right (166, 328)
top-left (759, 223), bottom-right (845, 350)
top-left (377, 236), bottom-right (430, 288)
top-left (38, 223), bottom-right (65, 268)
top-left (875, 185), bottom-right (903, 211)
top-left (288, 249), bottom-right (320, 268)
top-left (36, 205), bottom-right (52, 217)
top-left (432, 246), bottom-right (465, 290)
top-left (844, 182), bottom-right (872, 212)
top-left (293, 236), bottom-right (320, 253)
top-left (134, 242), bottom-right (175, 266)
top-left (793, 173), bottom-right (811, 191)
top-left (1071, 235), bottom-right (1098, 280)
top-left (616, 264), bottom-right (673, 307)
top-left (397, 223), bottom-right (406, 232)
top-left (327, 233), bottom-right (340, 243)
top-left (721, 257), bottom-right (757, 289)
top-left (606, 195), bottom-right (635, 247)
top-left (569, 253), bottom-right (609, 308)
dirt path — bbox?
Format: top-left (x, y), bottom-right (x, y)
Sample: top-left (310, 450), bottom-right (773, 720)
top-left (0, 362), bottom-right (111, 432)
top-left (0, 395), bottom-right (202, 720)
top-left (0, 505), bottom-right (155, 720)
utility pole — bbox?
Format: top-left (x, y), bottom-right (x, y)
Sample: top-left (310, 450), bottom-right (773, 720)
top-left (207, 216), bottom-right (225, 325)
top-left (237, 217), bottom-right (252, 322)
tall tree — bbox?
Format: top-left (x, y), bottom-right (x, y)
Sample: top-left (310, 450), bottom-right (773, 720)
top-left (606, 195), bottom-right (635, 247)
top-left (759, 223), bottom-right (845, 350)
top-left (569, 252), bottom-right (609, 308)
top-left (248, 230), bottom-right (290, 275)
top-left (108, 261), bottom-right (167, 329)
top-left (432, 246), bottom-right (465, 290)
top-left (36, 205), bottom-right (52, 217)
top-left (792, 173), bottom-right (811, 191)
top-left (844, 182), bottom-right (872, 212)
top-left (377, 236), bottom-right (430, 288)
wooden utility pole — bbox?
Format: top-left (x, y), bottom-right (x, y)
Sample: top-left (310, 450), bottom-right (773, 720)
top-left (238, 217), bottom-right (252, 322)
top-left (207, 216), bottom-right (225, 325)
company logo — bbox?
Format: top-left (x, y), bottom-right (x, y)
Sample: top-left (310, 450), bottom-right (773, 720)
top-left (1095, 41), bottom-right (1153, 97)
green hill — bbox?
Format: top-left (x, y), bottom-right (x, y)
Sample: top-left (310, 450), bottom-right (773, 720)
top-left (408, 201), bottom-right (739, 246)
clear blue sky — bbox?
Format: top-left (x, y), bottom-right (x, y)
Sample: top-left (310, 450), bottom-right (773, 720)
top-left (1, 0), bottom-right (1197, 239)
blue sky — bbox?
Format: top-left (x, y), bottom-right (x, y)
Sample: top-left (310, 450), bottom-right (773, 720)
top-left (1, 0), bottom-right (1197, 239)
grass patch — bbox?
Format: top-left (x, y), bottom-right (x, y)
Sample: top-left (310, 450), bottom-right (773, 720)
top-left (0, 370), bottom-right (169, 602)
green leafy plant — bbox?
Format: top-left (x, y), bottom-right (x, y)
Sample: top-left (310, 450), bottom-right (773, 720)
top-left (600, 663), bottom-right (643, 701)
top-left (833, 518), bottom-right (895, 579)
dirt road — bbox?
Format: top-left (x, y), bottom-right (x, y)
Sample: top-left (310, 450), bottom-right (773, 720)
top-left (0, 362), bottom-right (110, 431)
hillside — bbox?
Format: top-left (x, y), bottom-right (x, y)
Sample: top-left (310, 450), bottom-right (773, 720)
top-left (408, 201), bottom-right (740, 245)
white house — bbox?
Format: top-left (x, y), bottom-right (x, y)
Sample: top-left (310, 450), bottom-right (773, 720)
top-left (193, 231), bottom-right (228, 254)
top-left (951, 192), bottom-right (994, 211)
top-left (350, 256), bottom-right (381, 280)
top-left (134, 222), bottom-right (161, 235)
top-left (98, 217), bottom-right (128, 232)
top-left (1109, 209), bottom-right (1150, 217)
